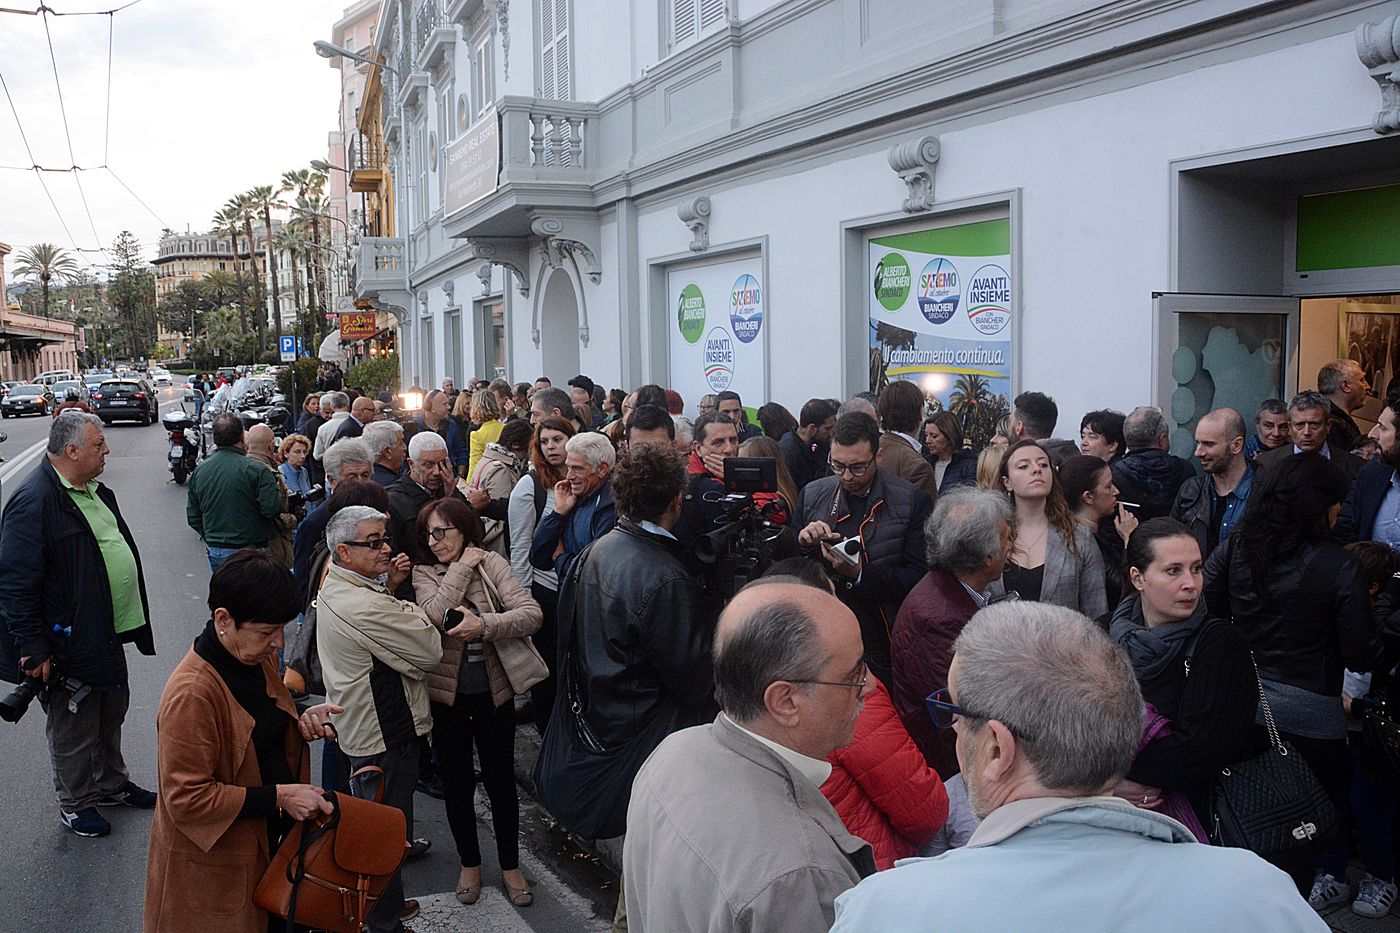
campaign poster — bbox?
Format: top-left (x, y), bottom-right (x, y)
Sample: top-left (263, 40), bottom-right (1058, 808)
top-left (868, 218), bottom-right (1013, 448)
top-left (666, 255), bottom-right (766, 418)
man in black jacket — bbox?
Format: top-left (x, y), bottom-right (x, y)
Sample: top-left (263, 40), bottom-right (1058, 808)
top-left (794, 412), bottom-right (933, 688)
top-left (1169, 408), bottom-right (1253, 559)
top-left (1111, 406), bottom-right (1197, 521)
top-left (385, 430), bottom-right (465, 580)
top-left (1336, 392), bottom-right (1400, 546)
top-left (0, 413), bottom-right (157, 838)
top-left (779, 398), bottom-right (836, 492)
top-left (534, 443), bottom-right (719, 849)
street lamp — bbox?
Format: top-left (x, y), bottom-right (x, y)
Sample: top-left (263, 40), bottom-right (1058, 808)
top-left (313, 40), bottom-right (400, 76)
top-left (310, 160), bottom-right (350, 175)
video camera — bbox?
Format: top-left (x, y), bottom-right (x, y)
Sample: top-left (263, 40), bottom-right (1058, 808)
top-left (694, 457), bottom-right (787, 599)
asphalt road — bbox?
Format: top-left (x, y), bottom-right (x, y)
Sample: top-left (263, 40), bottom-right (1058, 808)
top-left (0, 387), bottom-right (613, 932)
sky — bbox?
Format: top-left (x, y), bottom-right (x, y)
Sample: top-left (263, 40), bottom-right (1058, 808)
top-left (0, 0), bottom-right (350, 273)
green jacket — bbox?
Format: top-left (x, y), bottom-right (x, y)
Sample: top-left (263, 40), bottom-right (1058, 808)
top-left (186, 446), bottom-right (282, 548)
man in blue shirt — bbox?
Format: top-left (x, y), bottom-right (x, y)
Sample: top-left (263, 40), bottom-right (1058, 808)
top-left (1170, 408), bottom-right (1253, 558)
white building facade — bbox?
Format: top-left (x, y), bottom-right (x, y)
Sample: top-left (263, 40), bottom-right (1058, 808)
top-left (352, 0), bottom-right (1400, 447)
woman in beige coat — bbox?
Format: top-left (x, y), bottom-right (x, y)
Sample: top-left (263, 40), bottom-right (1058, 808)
top-left (412, 497), bottom-right (543, 909)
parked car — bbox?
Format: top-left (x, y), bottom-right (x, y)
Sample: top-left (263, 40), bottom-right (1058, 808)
top-left (90, 378), bottom-right (159, 425)
top-left (2, 384), bottom-right (55, 417)
top-left (148, 367), bottom-right (172, 386)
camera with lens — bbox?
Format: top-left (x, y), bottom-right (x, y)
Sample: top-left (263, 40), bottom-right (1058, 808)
top-left (0, 665), bottom-right (90, 724)
top-left (694, 457), bottom-right (788, 599)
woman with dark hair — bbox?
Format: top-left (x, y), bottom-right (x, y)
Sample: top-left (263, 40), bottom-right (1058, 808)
top-left (1080, 409), bottom-right (1126, 461)
top-left (473, 418), bottom-right (533, 556)
top-left (602, 388), bottom-right (627, 425)
top-left (506, 415), bottom-right (576, 734)
top-left (991, 439), bottom-right (1107, 618)
top-left (1109, 518), bottom-right (1259, 835)
top-left (1059, 454), bottom-right (1137, 613)
top-left (756, 402), bottom-right (798, 441)
top-left (412, 497), bottom-right (543, 909)
top-left (146, 551), bottom-right (341, 933)
top-left (922, 412), bottom-right (977, 493)
top-left (1204, 453), bottom-right (1383, 899)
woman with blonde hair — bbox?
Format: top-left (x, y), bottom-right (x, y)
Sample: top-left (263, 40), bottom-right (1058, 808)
top-left (467, 388), bottom-right (504, 481)
top-left (992, 439), bottom-right (1107, 618)
top-left (975, 445), bottom-right (1006, 491)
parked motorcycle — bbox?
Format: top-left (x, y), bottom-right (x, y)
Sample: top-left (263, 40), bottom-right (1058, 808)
top-left (165, 391), bottom-right (203, 484)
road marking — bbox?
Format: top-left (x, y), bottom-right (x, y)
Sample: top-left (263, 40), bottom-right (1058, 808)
top-left (0, 440), bottom-right (47, 486)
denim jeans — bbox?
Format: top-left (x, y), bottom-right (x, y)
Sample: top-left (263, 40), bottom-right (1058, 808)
top-left (206, 545), bottom-right (240, 573)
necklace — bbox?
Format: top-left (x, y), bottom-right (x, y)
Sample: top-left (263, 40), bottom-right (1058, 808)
top-left (1017, 523), bottom-right (1049, 557)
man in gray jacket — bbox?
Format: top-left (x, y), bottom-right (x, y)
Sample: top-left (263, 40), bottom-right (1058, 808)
top-left (623, 578), bottom-right (875, 932)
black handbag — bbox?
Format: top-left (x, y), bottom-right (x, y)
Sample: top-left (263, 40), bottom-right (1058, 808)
top-left (1209, 658), bottom-right (1337, 857)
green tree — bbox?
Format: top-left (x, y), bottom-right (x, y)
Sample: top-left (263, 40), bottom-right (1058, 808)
top-left (158, 278), bottom-right (215, 341)
top-left (248, 184), bottom-right (284, 339)
top-left (12, 243), bottom-right (79, 318)
top-left (107, 230), bottom-right (156, 359)
top-left (211, 206), bottom-right (248, 333)
top-left (273, 224), bottom-right (306, 346)
top-left (225, 192), bottom-right (266, 353)
top-left (283, 167), bottom-right (329, 345)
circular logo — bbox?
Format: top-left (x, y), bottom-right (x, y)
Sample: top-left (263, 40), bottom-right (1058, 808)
top-left (965, 264), bottom-right (1011, 335)
top-left (729, 273), bottom-right (763, 344)
top-left (677, 283), bottom-right (706, 344)
top-left (873, 252), bottom-right (912, 311)
top-left (917, 258), bottom-right (960, 325)
top-left (703, 326), bottom-right (735, 392)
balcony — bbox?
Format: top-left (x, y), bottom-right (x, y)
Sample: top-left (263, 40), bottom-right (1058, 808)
top-left (348, 132), bottom-right (386, 194)
top-left (354, 237), bottom-right (411, 315)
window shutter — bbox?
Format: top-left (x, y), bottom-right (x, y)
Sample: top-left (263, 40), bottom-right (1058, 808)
top-left (672, 0), bottom-right (697, 49)
top-left (478, 39), bottom-right (495, 115)
top-left (699, 0), bottom-right (725, 30)
top-left (551, 0), bottom-right (570, 100)
top-left (540, 0), bottom-right (555, 98)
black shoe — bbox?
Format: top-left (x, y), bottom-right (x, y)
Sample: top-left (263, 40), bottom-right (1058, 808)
top-left (60, 806), bottom-right (111, 837)
top-left (96, 781), bottom-right (157, 808)
top-left (407, 837), bottom-right (431, 860)
top-left (416, 772), bottom-right (446, 800)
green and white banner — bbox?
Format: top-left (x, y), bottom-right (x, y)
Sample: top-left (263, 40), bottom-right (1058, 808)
top-left (868, 218), bottom-right (1013, 439)
top-left (667, 254), bottom-right (766, 418)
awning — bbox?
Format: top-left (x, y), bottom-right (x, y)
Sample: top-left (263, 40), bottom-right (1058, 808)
top-left (317, 331), bottom-right (344, 363)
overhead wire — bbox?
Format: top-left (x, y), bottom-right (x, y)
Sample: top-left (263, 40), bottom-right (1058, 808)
top-left (103, 8), bottom-right (111, 163)
top-left (40, 3), bottom-right (105, 251)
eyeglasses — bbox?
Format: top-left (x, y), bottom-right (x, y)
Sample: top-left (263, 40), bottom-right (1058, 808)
top-left (924, 687), bottom-right (1034, 741)
top-left (827, 457), bottom-right (875, 478)
top-left (790, 661), bottom-right (869, 692)
top-left (425, 526), bottom-right (458, 542)
top-left (342, 536), bottom-right (392, 551)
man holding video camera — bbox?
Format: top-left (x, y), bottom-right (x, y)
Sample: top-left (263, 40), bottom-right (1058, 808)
top-left (794, 411), bottom-right (932, 688)
top-left (0, 412), bottom-right (157, 838)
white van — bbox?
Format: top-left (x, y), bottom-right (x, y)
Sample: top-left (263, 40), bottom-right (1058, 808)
top-left (35, 370), bottom-right (75, 386)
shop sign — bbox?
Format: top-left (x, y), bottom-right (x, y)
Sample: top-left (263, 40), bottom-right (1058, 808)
top-left (340, 312), bottom-right (377, 340)
top-left (444, 107), bottom-right (500, 215)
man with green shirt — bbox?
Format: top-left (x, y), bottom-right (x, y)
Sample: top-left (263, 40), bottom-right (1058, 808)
top-left (186, 412), bottom-right (284, 572)
top-left (0, 412), bottom-right (157, 838)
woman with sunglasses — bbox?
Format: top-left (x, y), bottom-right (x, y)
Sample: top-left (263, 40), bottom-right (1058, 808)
top-left (412, 497), bottom-right (543, 909)
top-left (1108, 518), bottom-right (1258, 837)
top-left (991, 439), bottom-right (1107, 619)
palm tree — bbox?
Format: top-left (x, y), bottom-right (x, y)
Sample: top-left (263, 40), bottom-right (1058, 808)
top-left (247, 184), bottom-right (284, 340)
top-left (273, 224), bottom-right (306, 347)
top-left (13, 243), bottom-right (79, 318)
top-left (225, 193), bottom-right (266, 353)
top-left (211, 207), bottom-right (247, 333)
top-left (202, 269), bottom-right (237, 309)
top-left (282, 168), bottom-right (329, 344)
top-left (949, 373), bottom-right (993, 436)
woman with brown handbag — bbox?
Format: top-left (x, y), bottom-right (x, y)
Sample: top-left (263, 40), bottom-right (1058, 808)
top-left (412, 497), bottom-right (544, 909)
top-left (144, 550), bottom-right (342, 933)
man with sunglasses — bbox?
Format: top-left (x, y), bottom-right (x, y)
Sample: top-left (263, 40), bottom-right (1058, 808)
top-left (624, 578), bottom-right (875, 931)
top-left (794, 411), bottom-right (932, 688)
top-left (832, 602), bottom-right (1321, 932)
top-left (316, 505), bottom-right (440, 932)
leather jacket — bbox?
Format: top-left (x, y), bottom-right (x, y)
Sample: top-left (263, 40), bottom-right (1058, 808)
top-left (557, 518), bottom-right (721, 749)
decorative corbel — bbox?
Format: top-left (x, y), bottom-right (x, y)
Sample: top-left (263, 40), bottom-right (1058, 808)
top-left (441, 278), bottom-right (455, 303)
top-left (579, 325), bottom-right (590, 347)
top-left (465, 236), bottom-right (531, 297)
top-left (531, 214), bottom-right (602, 284)
top-left (476, 263), bottom-right (492, 295)
top-left (678, 195), bottom-right (711, 252)
top-left (484, 0), bottom-right (510, 79)
top-left (1357, 14), bottom-right (1400, 134)
top-left (417, 291), bottom-right (430, 317)
top-left (886, 135), bottom-right (941, 213)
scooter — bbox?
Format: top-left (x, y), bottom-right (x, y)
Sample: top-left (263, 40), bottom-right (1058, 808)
top-left (164, 391), bottom-right (203, 484)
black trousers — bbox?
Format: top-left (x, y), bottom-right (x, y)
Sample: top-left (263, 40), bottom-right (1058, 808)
top-left (347, 739), bottom-right (419, 933)
top-left (431, 692), bottom-right (519, 870)
top-left (530, 582), bottom-right (559, 736)
top-left (1269, 731), bottom-right (1350, 893)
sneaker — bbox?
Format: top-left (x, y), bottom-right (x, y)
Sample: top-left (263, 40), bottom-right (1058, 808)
top-left (1309, 872), bottom-right (1352, 911)
top-left (400, 899), bottom-right (420, 923)
top-left (1353, 874), bottom-right (1398, 918)
top-left (96, 781), bottom-right (157, 808)
top-left (407, 836), bottom-right (431, 860)
top-left (59, 806), bottom-right (111, 837)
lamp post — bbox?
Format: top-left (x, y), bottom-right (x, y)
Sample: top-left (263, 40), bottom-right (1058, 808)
top-left (313, 40), bottom-right (401, 76)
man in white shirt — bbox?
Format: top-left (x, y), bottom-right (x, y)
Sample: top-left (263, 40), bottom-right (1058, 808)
top-left (623, 579), bottom-right (876, 932)
top-left (313, 391), bottom-right (351, 460)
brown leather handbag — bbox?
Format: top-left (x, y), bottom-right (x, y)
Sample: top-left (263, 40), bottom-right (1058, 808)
top-left (253, 765), bottom-right (409, 933)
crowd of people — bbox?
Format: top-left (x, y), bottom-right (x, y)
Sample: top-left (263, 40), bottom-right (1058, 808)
top-left (6, 355), bottom-right (1400, 931)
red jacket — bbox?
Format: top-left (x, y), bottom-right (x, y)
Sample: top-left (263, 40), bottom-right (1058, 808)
top-left (822, 680), bottom-right (949, 870)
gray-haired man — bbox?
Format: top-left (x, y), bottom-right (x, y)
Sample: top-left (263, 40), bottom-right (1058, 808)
top-left (833, 602), bottom-right (1323, 932)
top-left (0, 413), bottom-right (157, 838)
top-left (291, 437), bottom-right (374, 601)
top-left (1256, 390), bottom-right (1365, 484)
top-left (623, 578), bottom-right (875, 932)
top-left (1110, 406), bottom-right (1196, 521)
top-left (363, 419), bottom-right (406, 486)
top-left (317, 505), bottom-right (440, 932)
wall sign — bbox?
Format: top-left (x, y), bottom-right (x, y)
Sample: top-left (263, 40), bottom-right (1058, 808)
top-left (444, 106), bottom-right (500, 215)
top-left (667, 254), bottom-right (766, 417)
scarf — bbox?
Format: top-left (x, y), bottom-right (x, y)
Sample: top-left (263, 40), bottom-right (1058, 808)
top-left (1108, 593), bottom-right (1206, 681)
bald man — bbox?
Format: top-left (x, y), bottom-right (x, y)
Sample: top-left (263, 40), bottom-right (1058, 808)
top-left (243, 423), bottom-right (298, 568)
top-left (1170, 408), bottom-right (1253, 557)
top-left (333, 394), bottom-right (378, 444)
top-left (623, 579), bottom-right (877, 932)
